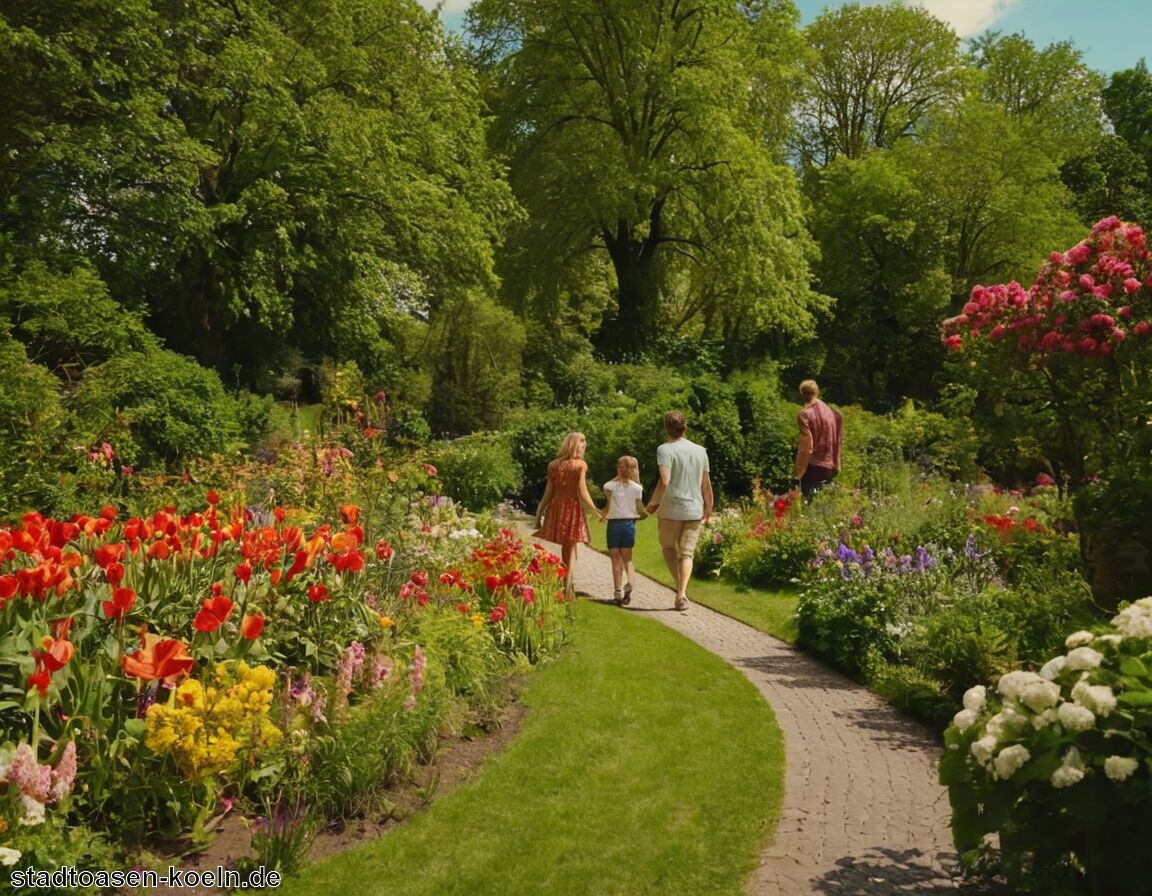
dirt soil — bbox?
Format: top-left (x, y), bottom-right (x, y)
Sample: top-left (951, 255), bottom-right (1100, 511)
top-left (141, 698), bottom-right (526, 894)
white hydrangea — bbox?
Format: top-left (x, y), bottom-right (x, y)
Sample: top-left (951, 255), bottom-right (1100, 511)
top-left (1051, 747), bottom-right (1086, 789)
top-left (1112, 603), bottom-right (1152, 638)
top-left (1031, 708), bottom-right (1059, 730)
top-left (1064, 647), bottom-right (1104, 671)
top-left (1104, 756), bottom-right (1139, 782)
top-left (997, 671), bottom-right (1061, 712)
top-left (0, 847), bottom-right (21, 867)
top-left (962, 685), bottom-right (987, 713)
top-left (1072, 680), bottom-right (1117, 717)
top-left (993, 744), bottom-right (1031, 780)
top-left (1051, 766), bottom-right (1085, 788)
top-left (1039, 655), bottom-right (1067, 680)
top-left (1057, 701), bottom-right (1096, 732)
top-left (986, 706), bottom-right (1028, 740)
top-left (1065, 630), bottom-right (1095, 649)
top-left (1096, 634), bottom-right (1123, 649)
top-left (952, 708), bottom-right (979, 731)
top-left (971, 734), bottom-right (998, 765)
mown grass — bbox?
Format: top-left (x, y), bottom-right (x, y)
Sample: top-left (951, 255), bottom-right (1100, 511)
top-left (280, 598), bottom-right (785, 896)
top-left (590, 517), bottom-right (799, 644)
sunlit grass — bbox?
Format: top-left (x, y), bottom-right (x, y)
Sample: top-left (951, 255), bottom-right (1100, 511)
top-left (280, 599), bottom-right (785, 896)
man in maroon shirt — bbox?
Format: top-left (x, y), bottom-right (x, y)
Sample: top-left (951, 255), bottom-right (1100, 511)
top-left (794, 379), bottom-right (844, 501)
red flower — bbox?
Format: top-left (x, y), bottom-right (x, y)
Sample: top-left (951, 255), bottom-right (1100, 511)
top-left (375, 540), bottom-right (394, 561)
top-left (331, 549), bottom-right (365, 573)
top-left (485, 575), bottom-right (501, 592)
top-left (235, 562), bottom-right (253, 585)
top-left (206, 490), bottom-right (220, 505)
top-left (339, 503), bottom-right (360, 525)
top-left (488, 603), bottom-right (507, 623)
top-left (308, 583), bottom-right (330, 603)
top-left (193, 595), bottom-right (234, 633)
top-left (102, 587), bottom-right (137, 621)
top-left (241, 613), bottom-right (265, 640)
top-left (411, 570), bottom-right (428, 587)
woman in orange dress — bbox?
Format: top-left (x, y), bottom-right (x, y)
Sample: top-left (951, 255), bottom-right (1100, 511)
top-left (533, 432), bottom-right (602, 598)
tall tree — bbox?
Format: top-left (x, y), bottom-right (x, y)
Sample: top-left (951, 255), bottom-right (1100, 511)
top-left (968, 31), bottom-right (1105, 166)
top-left (0, 0), bottom-right (512, 390)
top-left (469, 0), bottom-right (820, 361)
top-left (795, 1), bottom-right (963, 169)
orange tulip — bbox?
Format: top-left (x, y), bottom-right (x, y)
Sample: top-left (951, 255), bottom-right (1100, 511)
top-left (120, 632), bottom-right (194, 684)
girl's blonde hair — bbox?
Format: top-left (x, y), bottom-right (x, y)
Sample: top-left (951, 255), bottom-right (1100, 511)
top-left (552, 431), bottom-right (587, 463)
top-left (615, 455), bottom-right (640, 484)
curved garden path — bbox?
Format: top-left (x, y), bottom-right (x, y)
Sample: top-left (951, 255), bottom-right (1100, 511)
top-left (545, 532), bottom-right (961, 894)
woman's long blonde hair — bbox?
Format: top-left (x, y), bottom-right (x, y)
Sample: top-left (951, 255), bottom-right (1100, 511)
top-left (552, 431), bottom-right (587, 464)
top-left (615, 455), bottom-right (640, 484)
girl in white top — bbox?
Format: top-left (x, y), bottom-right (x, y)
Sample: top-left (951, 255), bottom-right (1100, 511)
top-left (601, 456), bottom-right (648, 605)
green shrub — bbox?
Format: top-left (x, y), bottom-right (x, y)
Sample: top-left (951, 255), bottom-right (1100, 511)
top-left (71, 348), bottom-right (242, 467)
top-left (432, 432), bottom-right (523, 511)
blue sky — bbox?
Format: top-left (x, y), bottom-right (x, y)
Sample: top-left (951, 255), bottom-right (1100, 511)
top-left (423, 0), bottom-right (1150, 75)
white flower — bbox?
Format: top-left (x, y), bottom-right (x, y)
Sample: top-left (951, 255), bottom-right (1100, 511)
top-left (962, 685), bottom-right (987, 713)
top-left (1065, 647), bottom-right (1104, 671)
top-left (19, 794), bottom-right (45, 826)
top-left (1057, 702), bottom-right (1096, 732)
top-left (986, 707), bottom-right (1028, 739)
top-left (993, 744), bottom-right (1031, 780)
top-left (1052, 765), bottom-right (1085, 788)
top-left (0, 847), bottom-right (20, 866)
top-left (1105, 756), bottom-right (1140, 782)
top-left (997, 671), bottom-right (1061, 711)
top-left (1065, 630), bottom-right (1095, 649)
top-left (1096, 634), bottom-right (1123, 648)
top-left (1112, 603), bottom-right (1152, 638)
top-left (952, 708), bottom-right (978, 731)
top-left (1032, 708), bottom-right (1059, 730)
top-left (1039, 655), bottom-right (1067, 680)
top-left (1051, 746), bottom-right (1086, 788)
top-left (1072, 680), bottom-right (1117, 717)
top-left (971, 734), bottom-right (998, 765)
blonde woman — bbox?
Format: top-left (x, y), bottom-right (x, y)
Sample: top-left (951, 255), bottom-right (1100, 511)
top-left (602, 455), bottom-right (648, 605)
top-left (533, 432), bottom-right (601, 598)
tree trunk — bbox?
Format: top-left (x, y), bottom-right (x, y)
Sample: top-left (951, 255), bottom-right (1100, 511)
top-left (1080, 521), bottom-right (1152, 611)
top-left (596, 202), bottom-right (665, 361)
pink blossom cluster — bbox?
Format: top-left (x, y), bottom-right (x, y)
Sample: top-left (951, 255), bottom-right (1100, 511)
top-left (942, 217), bottom-right (1152, 360)
top-left (1, 740), bottom-right (77, 824)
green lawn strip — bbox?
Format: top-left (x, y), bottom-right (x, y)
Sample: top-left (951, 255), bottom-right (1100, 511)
top-left (592, 518), bottom-right (799, 644)
top-left (280, 599), bottom-right (785, 896)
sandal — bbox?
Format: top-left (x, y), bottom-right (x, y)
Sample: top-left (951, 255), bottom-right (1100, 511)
top-left (621, 583), bottom-right (632, 606)
top-left (674, 597), bottom-right (689, 612)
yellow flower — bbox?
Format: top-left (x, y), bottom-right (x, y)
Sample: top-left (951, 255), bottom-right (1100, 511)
top-left (470, 614), bottom-right (485, 630)
top-left (377, 614), bottom-right (394, 630)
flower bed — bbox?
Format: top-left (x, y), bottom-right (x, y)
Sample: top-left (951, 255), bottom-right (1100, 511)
top-left (0, 490), bottom-right (570, 881)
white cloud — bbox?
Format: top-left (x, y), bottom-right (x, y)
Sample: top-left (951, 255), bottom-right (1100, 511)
top-left (912, 0), bottom-right (1024, 37)
top-left (416, 0), bottom-right (474, 14)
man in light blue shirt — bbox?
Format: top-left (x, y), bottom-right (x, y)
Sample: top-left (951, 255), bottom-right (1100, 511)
top-left (646, 410), bottom-right (712, 611)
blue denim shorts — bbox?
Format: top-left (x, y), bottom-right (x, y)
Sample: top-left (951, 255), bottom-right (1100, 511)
top-left (606, 518), bottom-right (637, 549)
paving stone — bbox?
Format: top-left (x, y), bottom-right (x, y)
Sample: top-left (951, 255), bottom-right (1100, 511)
top-left (532, 530), bottom-right (961, 894)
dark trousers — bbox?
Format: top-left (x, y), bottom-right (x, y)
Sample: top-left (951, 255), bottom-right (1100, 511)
top-left (801, 464), bottom-right (837, 501)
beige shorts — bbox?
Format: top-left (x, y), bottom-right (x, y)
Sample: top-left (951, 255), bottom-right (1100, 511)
top-left (658, 518), bottom-right (703, 559)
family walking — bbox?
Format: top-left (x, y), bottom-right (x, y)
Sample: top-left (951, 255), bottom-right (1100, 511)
top-left (533, 382), bottom-right (841, 605)
top-left (533, 410), bottom-right (713, 610)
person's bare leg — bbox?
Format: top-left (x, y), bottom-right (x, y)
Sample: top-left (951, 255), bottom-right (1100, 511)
top-left (677, 556), bottom-right (693, 601)
top-left (562, 543), bottom-right (577, 596)
top-left (621, 547), bottom-right (636, 592)
top-left (662, 546), bottom-right (678, 582)
top-left (609, 548), bottom-right (624, 592)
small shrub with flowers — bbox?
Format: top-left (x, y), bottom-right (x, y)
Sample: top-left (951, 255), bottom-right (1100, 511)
top-left (942, 216), bottom-right (1152, 609)
top-left (940, 598), bottom-right (1152, 895)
